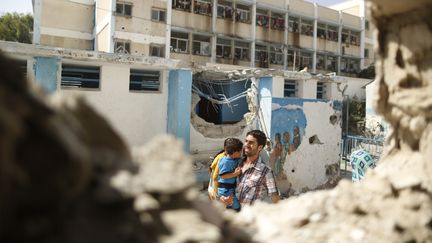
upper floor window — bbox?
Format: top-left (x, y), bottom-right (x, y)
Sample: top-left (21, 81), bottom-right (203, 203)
top-left (256, 9), bottom-right (269, 27)
top-left (365, 20), bottom-right (370, 30)
top-left (234, 41), bottom-right (249, 60)
top-left (255, 44), bottom-right (268, 68)
top-left (130, 70), bottom-right (160, 92)
top-left (61, 64), bottom-right (100, 89)
top-left (192, 34), bottom-right (211, 56)
top-left (317, 23), bottom-right (326, 39)
top-left (114, 39), bottom-right (130, 54)
top-left (288, 16), bottom-right (299, 33)
top-left (287, 49), bottom-right (300, 69)
top-left (300, 51), bottom-right (312, 70)
top-left (327, 25), bottom-right (338, 42)
top-left (194, 0), bottom-right (212, 16)
top-left (342, 28), bottom-right (360, 46)
top-left (150, 44), bottom-right (165, 57)
top-left (271, 12), bottom-right (284, 31)
top-left (217, 0), bottom-right (233, 19)
top-left (326, 55), bottom-right (337, 72)
top-left (173, 0), bottom-right (191, 11)
top-left (170, 31), bottom-right (189, 53)
top-left (270, 46), bottom-right (283, 65)
top-left (364, 49), bottom-right (369, 58)
top-left (116, 2), bottom-right (132, 17)
top-left (216, 38), bottom-right (232, 58)
top-left (317, 54), bottom-right (325, 70)
top-left (235, 4), bottom-right (250, 23)
top-left (151, 8), bottom-right (166, 22)
top-left (300, 18), bottom-right (313, 36)
top-left (284, 79), bottom-right (297, 98)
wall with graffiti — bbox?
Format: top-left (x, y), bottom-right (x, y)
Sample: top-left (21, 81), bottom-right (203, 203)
top-left (270, 98), bottom-right (342, 196)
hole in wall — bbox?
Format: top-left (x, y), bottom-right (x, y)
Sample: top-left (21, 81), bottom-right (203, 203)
top-left (395, 48), bottom-right (405, 68)
top-left (329, 115), bottom-right (338, 125)
top-left (309, 135), bottom-right (322, 144)
top-left (399, 74), bottom-right (423, 89)
top-left (190, 76), bottom-right (254, 138)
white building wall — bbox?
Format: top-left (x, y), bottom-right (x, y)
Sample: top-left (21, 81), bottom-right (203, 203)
top-left (282, 101), bottom-right (341, 193)
top-left (59, 65), bottom-right (169, 147)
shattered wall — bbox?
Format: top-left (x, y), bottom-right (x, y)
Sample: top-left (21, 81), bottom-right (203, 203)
top-left (270, 98), bottom-right (342, 195)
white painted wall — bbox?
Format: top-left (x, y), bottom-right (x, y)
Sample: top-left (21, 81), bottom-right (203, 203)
top-left (272, 76), bottom-right (285, 98)
top-left (59, 64), bottom-right (169, 147)
top-left (282, 100), bottom-right (341, 193)
top-left (298, 79), bottom-right (317, 99)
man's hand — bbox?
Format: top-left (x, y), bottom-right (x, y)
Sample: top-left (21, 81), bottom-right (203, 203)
top-left (234, 167), bottom-right (241, 176)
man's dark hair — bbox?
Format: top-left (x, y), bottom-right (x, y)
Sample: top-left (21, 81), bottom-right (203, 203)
top-left (247, 130), bottom-right (267, 147)
top-left (224, 138), bottom-right (243, 155)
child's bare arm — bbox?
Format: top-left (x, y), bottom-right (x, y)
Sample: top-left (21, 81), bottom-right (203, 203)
top-left (220, 167), bottom-right (241, 179)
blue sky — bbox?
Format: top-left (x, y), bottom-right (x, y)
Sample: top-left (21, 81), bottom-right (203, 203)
top-left (0, 0), bottom-right (346, 15)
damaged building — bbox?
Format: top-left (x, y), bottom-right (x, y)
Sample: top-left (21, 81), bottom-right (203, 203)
top-left (1, 0), bottom-right (374, 193)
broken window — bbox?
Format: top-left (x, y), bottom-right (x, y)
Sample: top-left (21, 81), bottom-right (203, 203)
top-left (61, 64), bottom-right (100, 89)
top-left (288, 16), bottom-right (299, 33)
top-left (235, 4), bottom-right (250, 23)
top-left (114, 39), bottom-right (130, 54)
top-left (284, 79), bottom-right (297, 98)
top-left (234, 41), bottom-right (249, 60)
top-left (193, 78), bottom-right (251, 125)
top-left (116, 2), bottom-right (132, 17)
top-left (316, 82), bottom-right (326, 99)
top-left (216, 38), bottom-right (232, 58)
top-left (193, 34), bottom-right (211, 56)
top-left (129, 69), bottom-right (160, 91)
top-left (150, 44), bottom-right (165, 57)
top-left (194, 0), bottom-right (212, 16)
top-left (151, 8), bottom-right (166, 22)
top-left (170, 31), bottom-right (189, 53)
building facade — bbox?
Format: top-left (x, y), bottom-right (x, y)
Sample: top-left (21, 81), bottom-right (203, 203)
top-left (33, 0), bottom-right (374, 76)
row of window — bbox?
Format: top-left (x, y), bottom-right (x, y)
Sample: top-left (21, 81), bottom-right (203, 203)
top-left (116, 2), bottom-right (167, 22)
top-left (61, 64), bottom-right (161, 91)
top-left (170, 31), bottom-right (360, 71)
top-left (115, 39), bottom-right (165, 57)
top-left (284, 80), bottom-right (327, 99)
top-left (116, 1), bottom-right (361, 40)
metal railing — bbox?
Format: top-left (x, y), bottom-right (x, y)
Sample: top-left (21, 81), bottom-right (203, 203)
top-left (340, 135), bottom-right (384, 171)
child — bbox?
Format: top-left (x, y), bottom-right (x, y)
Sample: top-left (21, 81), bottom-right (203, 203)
top-left (208, 138), bottom-right (230, 200)
top-left (218, 138), bottom-right (243, 211)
